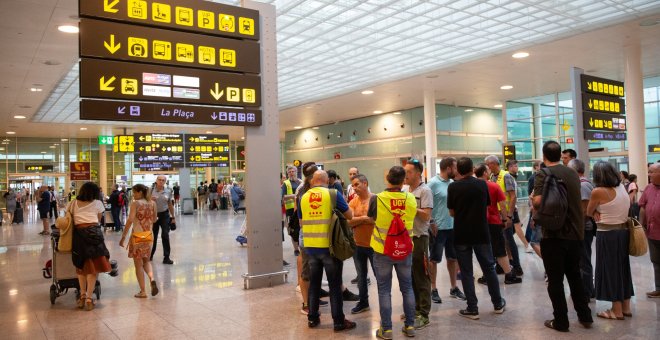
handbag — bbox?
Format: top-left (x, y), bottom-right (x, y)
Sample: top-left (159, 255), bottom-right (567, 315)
top-left (132, 230), bottom-right (153, 244)
top-left (55, 203), bottom-right (75, 252)
top-left (627, 217), bottom-right (648, 256)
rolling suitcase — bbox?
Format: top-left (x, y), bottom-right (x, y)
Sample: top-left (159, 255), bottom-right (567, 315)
top-left (13, 207), bottom-right (24, 224)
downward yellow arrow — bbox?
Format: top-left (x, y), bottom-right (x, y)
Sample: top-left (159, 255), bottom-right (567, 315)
top-left (104, 0), bottom-right (119, 13)
top-left (588, 99), bottom-right (593, 109)
top-left (210, 83), bottom-right (224, 100)
top-left (104, 34), bottom-right (121, 54)
top-left (587, 82), bottom-right (592, 90)
top-left (100, 76), bottom-right (116, 91)
top-left (589, 118), bottom-right (593, 127)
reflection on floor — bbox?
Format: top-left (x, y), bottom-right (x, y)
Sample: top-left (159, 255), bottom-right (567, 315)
top-left (0, 205), bottom-right (658, 339)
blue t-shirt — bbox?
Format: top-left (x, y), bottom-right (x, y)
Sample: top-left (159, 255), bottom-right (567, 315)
top-left (37, 191), bottom-right (51, 211)
top-left (428, 175), bottom-right (454, 230)
top-left (297, 187), bottom-right (349, 254)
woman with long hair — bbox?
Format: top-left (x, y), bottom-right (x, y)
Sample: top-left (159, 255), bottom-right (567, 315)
top-left (120, 184), bottom-right (159, 298)
top-left (70, 182), bottom-right (111, 311)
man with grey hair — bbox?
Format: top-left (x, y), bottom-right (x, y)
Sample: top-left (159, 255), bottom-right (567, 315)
top-left (282, 165), bottom-right (302, 256)
top-left (568, 159), bottom-right (595, 299)
top-left (151, 175), bottom-right (175, 264)
top-left (639, 163), bottom-right (660, 298)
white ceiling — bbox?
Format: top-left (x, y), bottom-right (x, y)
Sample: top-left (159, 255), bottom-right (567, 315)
top-left (0, 0), bottom-right (659, 140)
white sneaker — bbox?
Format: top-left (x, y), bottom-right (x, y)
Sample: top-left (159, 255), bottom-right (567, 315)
top-left (296, 285), bottom-right (301, 293)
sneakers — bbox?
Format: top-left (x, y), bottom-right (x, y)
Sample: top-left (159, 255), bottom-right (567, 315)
top-left (376, 328), bottom-right (393, 340)
top-left (477, 276), bottom-right (487, 285)
top-left (647, 290), bottom-right (660, 298)
top-left (504, 273), bottom-right (522, 284)
top-left (319, 299), bottom-right (328, 306)
top-left (300, 303), bottom-right (309, 315)
top-left (494, 298), bottom-right (506, 314)
top-left (431, 289), bottom-right (442, 303)
top-left (513, 266), bottom-right (524, 276)
top-left (458, 309), bottom-right (479, 320)
top-left (351, 276), bottom-right (371, 285)
top-left (333, 319), bottom-right (356, 332)
top-left (495, 264), bottom-right (504, 274)
top-left (342, 288), bottom-right (359, 301)
top-left (401, 325), bottom-right (416, 337)
top-left (351, 302), bottom-right (370, 314)
top-left (450, 287), bottom-right (466, 300)
top-left (413, 315), bottom-right (430, 330)
top-left (320, 288), bottom-right (329, 298)
top-left (308, 318), bottom-right (320, 328)
top-left (162, 258), bottom-right (174, 265)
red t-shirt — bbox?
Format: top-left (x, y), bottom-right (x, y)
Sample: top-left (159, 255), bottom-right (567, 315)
top-left (486, 181), bottom-right (506, 225)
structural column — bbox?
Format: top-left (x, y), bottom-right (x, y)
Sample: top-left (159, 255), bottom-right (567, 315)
top-left (241, 0), bottom-right (285, 289)
top-left (99, 144), bottom-right (107, 195)
top-left (532, 104), bottom-right (543, 159)
top-left (204, 167), bottom-right (212, 184)
top-left (625, 43), bottom-right (648, 188)
top-left (423, 89), bottom-right (437, 179)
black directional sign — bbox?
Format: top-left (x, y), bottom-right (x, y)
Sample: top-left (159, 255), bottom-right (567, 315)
top-left (133, 133), bottom-right (185, 169)
top-left (80, 18), bottom-right (260, 73)
top-left (81, 99), bottom-right (262, 126)
top-left (184, 134), bottom-right (230, 168)
top-left (580, 74), bottom-right (626, 141)
top-left (503, 145), bottom-right (516, 164)
top-left (80, 0), bottom-right (260, 41)
top-left (581, 74), bottom-right (625, 97)
top-left (582, 93), bottom-right (625, 115)
top-left (80, 59), bottom-right (261, 107)
top-left (582, 111), bottom-right (626, 132)
top-left (584, 131), bottom-right (627, 141)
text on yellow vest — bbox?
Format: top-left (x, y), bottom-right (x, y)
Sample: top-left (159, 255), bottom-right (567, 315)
top-left (300, 187), bottom-right (333, 248)
top-left (371, 191), bottom-right (417, 254)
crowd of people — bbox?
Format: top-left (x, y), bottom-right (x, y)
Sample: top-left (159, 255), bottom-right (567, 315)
top-left (284, 140), bottom-right (660, 337)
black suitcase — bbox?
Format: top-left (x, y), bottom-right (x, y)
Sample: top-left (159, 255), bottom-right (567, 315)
top-left (13, 208), bottom-right (24, 224)
top-left (220, 197), bottom-right (228, 210)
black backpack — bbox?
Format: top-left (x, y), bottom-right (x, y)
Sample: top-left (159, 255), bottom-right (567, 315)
top-left (533, 168), bottom-right (568, 232)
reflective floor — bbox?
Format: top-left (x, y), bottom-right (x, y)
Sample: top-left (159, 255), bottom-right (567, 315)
top-left (1, 204), bottom-right (658, 339)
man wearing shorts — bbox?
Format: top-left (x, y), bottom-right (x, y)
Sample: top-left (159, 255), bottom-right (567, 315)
top-left (427, 157), bottom-right (465, 303)
top-left (475, 164), bottom-right (522, 285)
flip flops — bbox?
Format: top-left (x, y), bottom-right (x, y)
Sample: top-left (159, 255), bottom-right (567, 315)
top-left (597, 309), bottom-right (624, 320)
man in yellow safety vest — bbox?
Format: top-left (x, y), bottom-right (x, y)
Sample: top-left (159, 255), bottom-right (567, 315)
top-left (282, 165), bottom-right (302, 256)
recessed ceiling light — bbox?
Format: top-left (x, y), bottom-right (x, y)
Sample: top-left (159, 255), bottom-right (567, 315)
top-left (13, 115), bottom-right (26, 119)
top-left (312, 127), bottom-right (319, 130)
top-left (40, 151), bottom-right (47, 154)
top-left (512, 52), bottom-right (529, 59)
top-left (392, 111), bottom-right (402, 115)
top-left (205, 131), bottom-right (212, 134)
top-left (241, 136), bottom-right (245, 139)
top-left (294, 126), bottom-right (302, 129)
top-left (494, 104), bottom-right (503, 108)
top-left (373, 110), bottom-right (383, 114)
top-left (57, 25), bottom-right (79, 33)
top-left (80, 127), bottom-right (87, 130)
top-left (465, 109), bottom-right (474, 112)
top-left (361, 90), bottom-right (374, 95)
top-left (49, 146), bottom-right (56, 148)
top-left (6, 131), bottom-right (16, 135)
top-left (53, 143), bottom-right (59, 146)
top-left (500, 85), bottom-right (513, 90)
top-left (30, 88), bottom-right (43, 92)
top-left (61, 138), bottom-right (68, 142)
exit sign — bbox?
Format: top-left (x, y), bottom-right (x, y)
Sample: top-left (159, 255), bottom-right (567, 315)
top-left (98, 135), bottom-right (113, 145)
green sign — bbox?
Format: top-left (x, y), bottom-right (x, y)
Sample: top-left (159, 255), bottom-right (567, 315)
top-left (98, 135), bottom-right (114, 145)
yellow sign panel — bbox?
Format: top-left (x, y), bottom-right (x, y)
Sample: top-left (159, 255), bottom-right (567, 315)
top-left (239, 17), bottom-right (254, 35)
top-left (121, 78), bottom-right (138, 95)
top-left (243, 89), bottom-right (256, 103)
top-left (588, 99), bottom-right (621, 114)
top-left (198, 10), bottom-right (215, 29)
top-left (128, 37), bottom-right (148, 58)
top-left (153, 40), bottom-right (172, 60)
top-left (175, 43), bottom-right (194, 63)
top-left (227, 87), bottom-right (240, 102)
top-left (219, 14), bottom-right (235, 32)
top-left (115, 135), bottom-right (135, 153)
top-left (152, 2), bottom-right (171, 23)
top-left (127, 0), bottom-right (148, 20)
top-left (175, 6), bottom-right (193, 26)
top-left (585, 80), bottom-right (624, 97)
top-left (198, 46), bottom-right (215, 65)
top-left (219, 49), bottom-right (236, 67)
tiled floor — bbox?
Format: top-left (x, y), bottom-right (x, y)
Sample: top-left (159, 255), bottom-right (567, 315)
top-left (1, 204), bottom-right (658, 339)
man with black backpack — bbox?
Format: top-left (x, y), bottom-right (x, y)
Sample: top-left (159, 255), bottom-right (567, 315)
top-left (109, 184), bottom-right (122, 232)
top-left (533, 141), bottom-right (593, 332)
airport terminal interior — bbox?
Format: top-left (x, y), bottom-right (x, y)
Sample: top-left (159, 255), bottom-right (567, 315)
top-left (2, 0), bottom-right (660, 339)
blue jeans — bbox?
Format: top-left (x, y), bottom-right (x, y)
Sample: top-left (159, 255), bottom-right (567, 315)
top-left (455, 244), bottom-right (503, 312)
top-left (503, 226), bottom-right (521, 269)
top-left (354, 246), bottom-right (374, 305)
top-left (372, 252), bottom-right (415, 330)
top-left (307, 251), bottom-right (344, 325)
top-left (111, 206), bottom-right (122, 231)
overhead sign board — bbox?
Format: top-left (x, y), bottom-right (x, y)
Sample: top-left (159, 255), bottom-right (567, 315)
top-left (584, 131), bottom-right (627, 141)
top-left (80, 99), bottom-right (262, 126)
top-left (70, 162), bottom-right (91, 180)
top-left (79, 18), bottom-right (260, 74)
top-left (25, 165), bottom-right (54, 171)
top-left (80, 58), bottom-right (261, 107)
top-left (580, 74), bottom-right (625, 97)
top-left (582, 111), bottom-right (626, 132)
top-left (113, 135), bottom-right (135, 152)
top-left (133, 133), bottom-right (185, 169)
top-left (503, 144), bottom-right (516, 164)
top-left (80, 0), bottom-right (260, 41)
top-left (184, 134), bottom-right (230, 168)
top-left (649, 144), bottom-right (660, 153)
top-left (98, 135), bottom-right (114, 145)
top-left (582, 93), bottom-right (625, 115)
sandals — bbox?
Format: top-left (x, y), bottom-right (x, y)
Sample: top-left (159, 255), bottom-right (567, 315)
top-left (84, 297), bottom-right (95, 311)
top-left (77, 293), bottom-right (86, 309)
top-left (544, 320), bottom-right (568, 332)
top-left (150, 281), bottom-right (159, 297)
top-left (134, 292), bottom-right (147, 298)
top-left (623, 312), bottom-right (633, 317)
top-left (597, 309), bottom-right (624, 320)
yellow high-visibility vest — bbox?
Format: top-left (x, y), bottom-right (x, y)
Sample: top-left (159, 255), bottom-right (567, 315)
top-left (300, 187), bottom-right (333, 248)
top-left (494, 169), bottom-right (511, 212)
top-left (283, 179), bottom-right (295, 210)
top-left (371, 191), bottom-right (417, 254)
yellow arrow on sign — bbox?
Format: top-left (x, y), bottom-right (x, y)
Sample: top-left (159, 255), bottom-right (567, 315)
top-left (587, 82), bottom-right (592, 90)
top-left (588, 99), bottom-right (593, 109)
top-left (589, 117), bottom-right (593, 127)
top-left (210, 83), bottom-right (224, 100)
top-left (104, 34), bottom-right (121, 54)
top-left (104, 0), bottom-right (119, 13)
top-left (99, 76), bottom-right (116, 91)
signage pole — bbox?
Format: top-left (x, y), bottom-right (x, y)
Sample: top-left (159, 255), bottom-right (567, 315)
top-left (571, 67), bottom-right (590, 176)
top-left (241, 1), bottom-right (287, 289)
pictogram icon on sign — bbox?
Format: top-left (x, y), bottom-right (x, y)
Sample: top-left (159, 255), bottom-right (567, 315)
top-left (239, 17), bottom-right (254, 35)
top-left (243, 89), bottom-right (255, 103)
top-left (121, 78), bottom-right (138, 95)
top-left (153, 40), bottom-right (171, 60)
top-left (128, 0), bottom-right (147, 20)
top-left (152, 2), bottom-right (171, 23)
top-left (128, 37), bottom-right (148, 57)
top-left (227, 87), bottom-right (240, 102)
top-left (219, 14), bottom-right (235, 32)
top-left (198, 46), bottom-right (215, 65)
top-left (198, 10), bottom-right (215, 29)
top-left (219, 49), bottom-right (236, 67)
top-left (176, 43), bottom-right (194, 63)
top-left (104, 34), bottom-right (121, 54)
top-left (176, 7), bottom-right (193, 26)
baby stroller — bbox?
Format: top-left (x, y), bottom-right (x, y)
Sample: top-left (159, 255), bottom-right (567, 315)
top-left (42, 225), bottom-right (118, 305)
